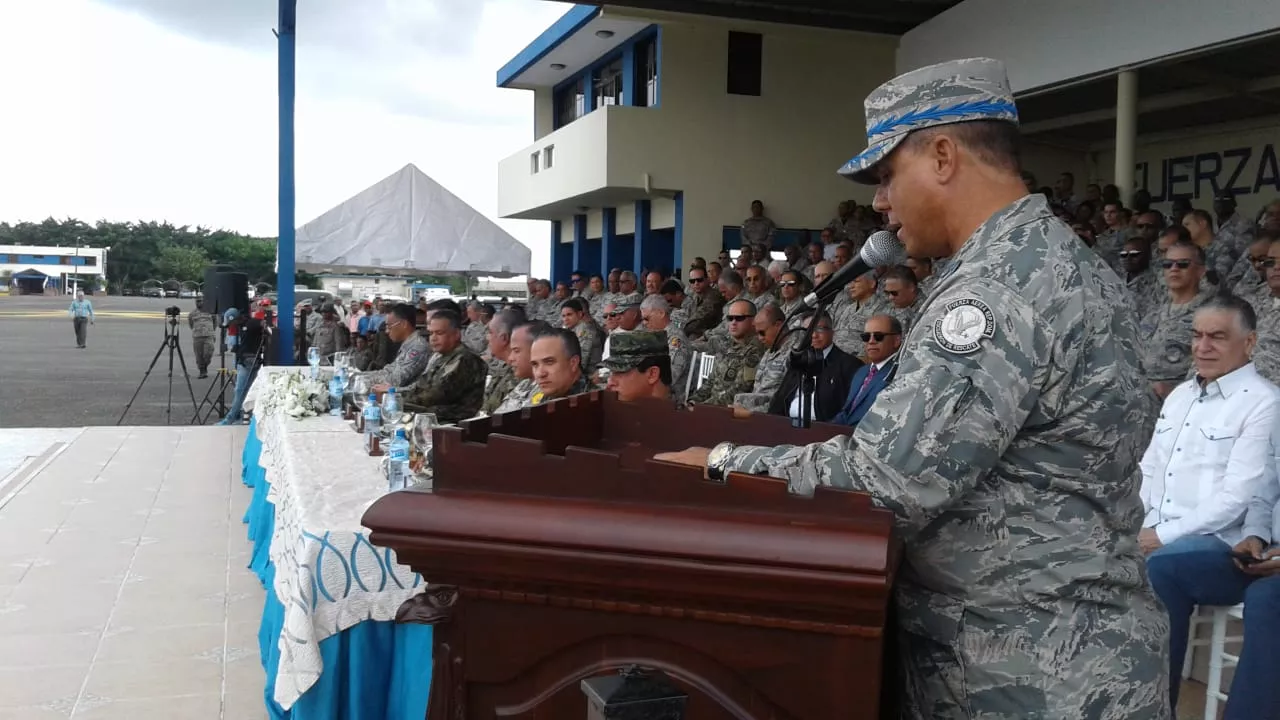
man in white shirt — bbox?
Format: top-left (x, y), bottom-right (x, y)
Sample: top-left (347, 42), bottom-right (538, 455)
top-left (1140, 293), bottom-right (1280, 714)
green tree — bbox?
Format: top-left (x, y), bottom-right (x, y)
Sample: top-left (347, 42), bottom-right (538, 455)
top-left (154, 243), bottom-right (210, 282)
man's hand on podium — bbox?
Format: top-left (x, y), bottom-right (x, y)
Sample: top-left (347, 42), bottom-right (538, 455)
top-left (729, 405), bottom-right (752, 419)
top-left (654, 447), bottom-right (711, 472)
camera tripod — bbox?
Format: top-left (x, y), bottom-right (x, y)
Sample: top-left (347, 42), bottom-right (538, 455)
top-left (117, 312), bottom-right (200, 426)
top-left (192, 327), bottom-right (233, 424)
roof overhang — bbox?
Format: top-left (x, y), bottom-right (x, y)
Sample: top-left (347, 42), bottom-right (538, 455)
top-left (498, 5), bottom-right (651, 90)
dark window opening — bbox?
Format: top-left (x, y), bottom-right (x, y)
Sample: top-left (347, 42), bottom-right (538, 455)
top-left (593, 57), bottom-right (624, 109)
top-left (554, 83), bottom-right (585, 129)
top-left (726, 31), bottom-right (762, 97)
top-left (634, 37), bottom-right (658, 107)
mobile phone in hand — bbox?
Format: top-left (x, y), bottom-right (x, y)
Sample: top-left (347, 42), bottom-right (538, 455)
top-left (1230, 550), bottom-right (1262, 565)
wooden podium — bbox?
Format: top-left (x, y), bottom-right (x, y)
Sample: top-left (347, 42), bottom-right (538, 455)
top-left (362, 392), bottom-right (899, 719)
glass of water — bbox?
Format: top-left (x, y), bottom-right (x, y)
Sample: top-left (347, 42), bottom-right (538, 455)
top-left (412, 413), bottom-right (436, 460)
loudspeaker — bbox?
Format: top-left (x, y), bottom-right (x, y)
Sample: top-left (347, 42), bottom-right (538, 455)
top-left (203, 270), bottom-right (249, 317)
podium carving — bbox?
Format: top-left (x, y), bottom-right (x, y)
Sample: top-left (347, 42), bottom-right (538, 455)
top-left (363, 392), bottom-right (899, 719)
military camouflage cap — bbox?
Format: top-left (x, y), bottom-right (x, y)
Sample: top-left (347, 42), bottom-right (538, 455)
top-left (838, 57), bottom-right (1019, 184)
top-left (601, 330), bottom-right (668, 373)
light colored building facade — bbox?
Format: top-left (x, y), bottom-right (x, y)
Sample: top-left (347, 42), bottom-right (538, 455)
top-left (497, 1), bottom-right (1280, 281)
top-left (0, 244), bottom-right (107, 294)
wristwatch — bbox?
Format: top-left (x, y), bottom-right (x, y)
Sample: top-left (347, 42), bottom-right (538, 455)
top-left (706, 441), bottom-right (736, 482)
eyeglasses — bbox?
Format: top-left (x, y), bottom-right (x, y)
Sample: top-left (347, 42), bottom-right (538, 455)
top-left (812, 326), bottom-right (833, 334)
top-left (860, 331), bottom-right (899, 342)
top-left (1251, 255), bottom-right (1270, 264)
top-left (689, 276), bottom-right (706, 284)
top-left (779, 280), bottom-right (799, 287)
top-left (1262, 258), bottom-right (1278, 269)
top-left (726, 314), bottom-right (752, 322)
top-left (1118, 250), bottom-right (1144, 258)
top-left (605, 310), bottom-right (625, 318)
top-left (1161, 259), bottom-right (1196, 270)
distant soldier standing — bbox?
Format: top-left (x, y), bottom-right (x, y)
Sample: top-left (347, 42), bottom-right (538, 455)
top-left (187, 303), bottom-right (217, 379)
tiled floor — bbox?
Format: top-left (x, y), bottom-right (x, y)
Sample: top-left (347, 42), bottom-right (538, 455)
top-left (0, 425), bottom-right (264, 719)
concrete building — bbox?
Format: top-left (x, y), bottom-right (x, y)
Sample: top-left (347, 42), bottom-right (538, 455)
top-left (0, 244), bottom-right (108, 294)
top-left (496, 1), bottom-right (1280, 282)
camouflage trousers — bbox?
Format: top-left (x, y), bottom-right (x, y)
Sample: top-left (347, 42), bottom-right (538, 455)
top-left (192, 336), bottom-right (215, 373)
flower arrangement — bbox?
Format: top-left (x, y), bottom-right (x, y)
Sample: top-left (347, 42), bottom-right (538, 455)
top-left (260, 370), bottom-right (329, 419)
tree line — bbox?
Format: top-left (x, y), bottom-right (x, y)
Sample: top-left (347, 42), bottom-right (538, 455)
top-left (0, 217), bottom-right (475, 296)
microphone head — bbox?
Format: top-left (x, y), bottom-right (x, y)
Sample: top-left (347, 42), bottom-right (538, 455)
top-left (861, 230), bottom-right (906, 267)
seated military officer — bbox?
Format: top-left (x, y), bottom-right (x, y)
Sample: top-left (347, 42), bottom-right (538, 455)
top-left (528, 327), bottom-right (592, 406)
top-left (401, 310), bottom-right (488, 424)
top-left (603, 331), bottom-right (674, 403)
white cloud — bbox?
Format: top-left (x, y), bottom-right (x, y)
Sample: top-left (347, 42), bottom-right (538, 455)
top-left (0, 0), bottom-right (568, 278)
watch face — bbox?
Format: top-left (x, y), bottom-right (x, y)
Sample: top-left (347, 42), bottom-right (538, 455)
top-left (708, 443), bottom-right (731, 470)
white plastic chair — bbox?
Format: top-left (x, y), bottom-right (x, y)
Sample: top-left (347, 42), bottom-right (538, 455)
top-left (1182, 603), bottom-right (1244, 720)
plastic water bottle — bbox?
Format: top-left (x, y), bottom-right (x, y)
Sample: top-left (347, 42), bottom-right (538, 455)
top-left (381, 387), bottom-right (400, 431)
top-left (387, 429), bottom-right (410, 491)
top-left (362, 392), bottom-right (381, 444)
top-left (308, 346), bottom-right (321, 379)
top-left (327, 371), bottom-right (344, 415)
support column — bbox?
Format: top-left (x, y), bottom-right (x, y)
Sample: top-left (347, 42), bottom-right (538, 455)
top-left (1114, 69), bottom-right (1138, 208)
top-left (276, 0), bottom-right (298, 363)
top-left (601, 208), bottom-right (619, 276)
top-left (673, 191), bottom-right (684, 276)
top-left (633, 200), bottom-right (651, 273)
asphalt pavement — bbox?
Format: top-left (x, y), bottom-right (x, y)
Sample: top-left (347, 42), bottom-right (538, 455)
top-left (0, 294), bottom-right (238, 428)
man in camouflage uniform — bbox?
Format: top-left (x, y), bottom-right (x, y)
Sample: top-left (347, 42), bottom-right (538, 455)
top-left (659, 279), bottom-right (690, 331)
top-left (462, 301), bottom-right (490, 355)
top-left (587, 275), bottom-right (608, 323)
top-left (906, 256), bottom-right (936, 298)
top-left (1230, 235), bottom-right (1272, 302)
top-left (615, 271), bottom-right (643, 308)
top-left (1094, 199), bottom-right (1131, 274)
top-left (1251, 236), bottom-right (1280, 385)
top-left (493, 320), bottom-right (550, 413)
top-left (742, 265), bottom-right (777, 309)
top-left (740, 199), bottom-right (777, 248)
top-left (481, 309), bottom-right (522, 415)
top-left (641, 295), bottom-right (693, 403)
top-left (309, 304), bottom-right (350, 364)
top-left (682, 266), bottom-right (724, 339)
top-left (1140, 241), bottom-right (1214, 400)
top-left (733, 303), bottom-right (797, 413)
top-left (689, 299), bottom-right (765, 406)
top-left (526, 327), bottom-right (593, 406)
top-left (659, 58), bottom-right (1168, 719)
top-left (363, 303), bottom-right (431, 391)
top-left (1184, 209), bottom-right (1234, 288)
top-left (825, 200), bottom-right (862, 248)
top-left (1213, 188), bottom-right (1257, 288)
top-left (402, 310), bottom-right (487, 424)
top-left (561, 297), bottom-right (605, 373)
top-left (880, 265), bottom-right (925, 333)
top-left (188, 302), bottom-right (217, 379)
top-left (1122, 236), bottom-right (1162, 325)
top-left (833, 272), bottom-right (883, 358)
top-left (603, 330), bottom-right (678, 403)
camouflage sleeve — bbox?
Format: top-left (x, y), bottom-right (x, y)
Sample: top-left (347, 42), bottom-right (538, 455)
top-left (385, 338), bottom-right (431, 389)
top-left (1225, 251), bottom-right (1254, 290)
top-left (724, 281), bottom-right (1039, 536)
top-left (670, 344), bottom-right (692, 403)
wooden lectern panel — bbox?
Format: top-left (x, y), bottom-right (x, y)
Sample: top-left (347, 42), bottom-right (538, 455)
top-left (363, 392), bottom-right (899, 719)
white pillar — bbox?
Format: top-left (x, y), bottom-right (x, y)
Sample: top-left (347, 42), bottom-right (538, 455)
top-left (1114, 69), bottom-right (1138, 208)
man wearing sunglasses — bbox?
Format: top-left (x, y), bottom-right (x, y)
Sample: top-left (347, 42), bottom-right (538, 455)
top-left (1121, 237), bottom-right (1160, 325)
top-left (1228, 235), bottom-right (1273, 301)
top-left (681, 267), bottom-right (724, 340)
top-left (833, 272), bottom-right (884, 359)
top-left (731, 303), bottom-right (793, 413)
top-left (658, 58), bottom-right (1168, 717)
top-left (881, 266), bottom-right (924, 333)
top-left (831, 315), bottom-right (902, 426)
top-left (1141, 241), bottom-right (1213, 401)
top-left (688, 299), bottom-right (764, 407)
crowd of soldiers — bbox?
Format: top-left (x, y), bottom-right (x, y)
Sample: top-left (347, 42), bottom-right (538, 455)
top-left (207, 184), bottom-right (1280, 433)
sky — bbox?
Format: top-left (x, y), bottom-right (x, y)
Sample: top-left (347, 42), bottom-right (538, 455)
top-left (0, 0), bottom-right (569, 278)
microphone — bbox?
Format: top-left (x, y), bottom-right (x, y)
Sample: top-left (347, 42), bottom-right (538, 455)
top-left (801, 230), bottom-right (905, 308)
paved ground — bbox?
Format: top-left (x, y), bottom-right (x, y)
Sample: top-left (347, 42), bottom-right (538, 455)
top-left (0, 424), bottom-right (264, 719)
top-left (0, 295), bottom-right (234, 428)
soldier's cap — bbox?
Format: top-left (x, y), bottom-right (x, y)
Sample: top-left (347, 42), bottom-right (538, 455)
top-left (659, 279), bottom-right (684, 295)
top-left (838, 57), bottom-right (1019, 185)
top-left (601, 331), bottom-right (669, 373)
top-left (616, 299), bottom-right (641, 310)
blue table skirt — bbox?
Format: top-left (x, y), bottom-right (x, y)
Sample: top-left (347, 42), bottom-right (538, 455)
top-left (242, 418), bottom-right (433, 720)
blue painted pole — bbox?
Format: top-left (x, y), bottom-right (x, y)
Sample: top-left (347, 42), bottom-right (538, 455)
top-left (276, 0), bottom-right (297, 364)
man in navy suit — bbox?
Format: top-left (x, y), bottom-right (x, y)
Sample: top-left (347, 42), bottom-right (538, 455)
top-left (832, 314), bottom-right (902, 426)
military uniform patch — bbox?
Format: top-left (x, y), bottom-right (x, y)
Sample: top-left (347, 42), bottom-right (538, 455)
top-left (933, 298), bottom-right (995, 354)
top-left (530, 391), bottom-right (545, 406)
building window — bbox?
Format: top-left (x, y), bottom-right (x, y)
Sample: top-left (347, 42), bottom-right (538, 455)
top-left (727, 31), bottom-right (762, 97)
top-left (530, 151), bottom-right (540, 174)
top-left (634, 36), bottom-right (658, 107)
top-left (83, 257), bottom-right (97, 266)
top-left (554, 82), bottom-right (584, 129)
top-left (543, 145), bottom-right (555, 170)
top-left (593, 56), bottom-right (624, 109)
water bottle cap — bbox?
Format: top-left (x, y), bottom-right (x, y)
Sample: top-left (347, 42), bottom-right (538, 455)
top-left (368, 392), bottom-right (377, 401)
top-left (396, 429), bottom-right (406, 439)
top-left (387, 388), bottom-right (396, 395)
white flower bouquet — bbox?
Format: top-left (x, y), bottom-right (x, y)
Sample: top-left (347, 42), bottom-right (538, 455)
top-left (260, 370), bottom-right (329, 419)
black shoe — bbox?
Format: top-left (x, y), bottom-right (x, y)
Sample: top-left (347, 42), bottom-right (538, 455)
top-left (198, 373), bottom-right (209, 379)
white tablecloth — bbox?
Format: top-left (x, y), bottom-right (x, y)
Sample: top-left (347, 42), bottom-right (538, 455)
top-left (249, 370), bottom-right (423, 710)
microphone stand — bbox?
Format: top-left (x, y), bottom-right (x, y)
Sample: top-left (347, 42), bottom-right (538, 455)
top-left (774, 299), bottom-right (831, 429)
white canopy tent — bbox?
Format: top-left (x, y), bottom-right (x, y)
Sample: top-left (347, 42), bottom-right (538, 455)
top-left (292, 163), bottom-right (531, 278)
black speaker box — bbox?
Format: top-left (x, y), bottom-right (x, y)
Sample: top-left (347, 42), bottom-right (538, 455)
top-left (203, 269), bottom-right (249, 316)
